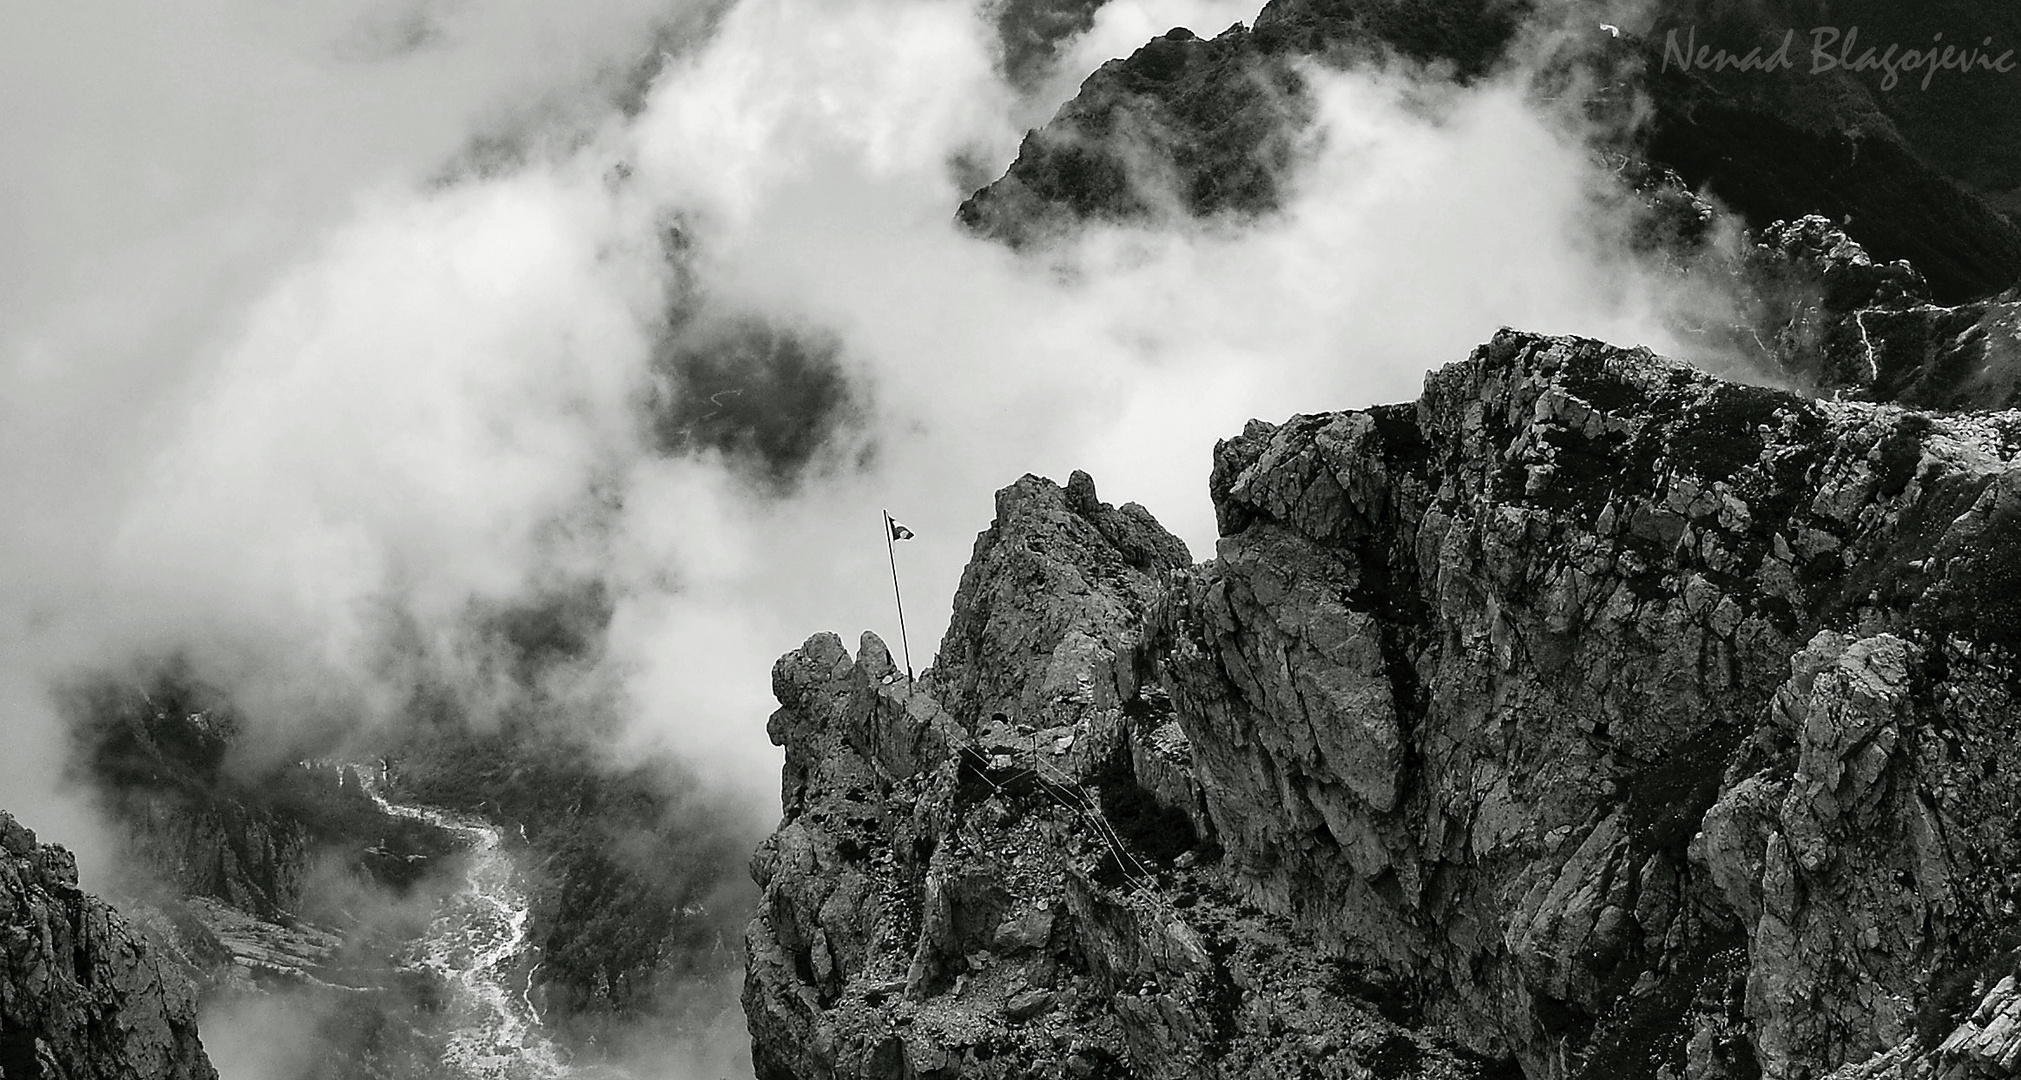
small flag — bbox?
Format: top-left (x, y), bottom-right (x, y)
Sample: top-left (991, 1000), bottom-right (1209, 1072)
top-left (882, 511), bottom-right (917, 678)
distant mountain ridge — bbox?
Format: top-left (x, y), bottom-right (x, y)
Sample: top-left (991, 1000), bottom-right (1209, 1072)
top-left (963, 0), bottom-right (2021, 303)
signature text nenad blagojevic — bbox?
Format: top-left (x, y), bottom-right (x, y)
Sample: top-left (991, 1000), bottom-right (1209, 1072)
top-left (1660, 26), bottom-right (2018, 91)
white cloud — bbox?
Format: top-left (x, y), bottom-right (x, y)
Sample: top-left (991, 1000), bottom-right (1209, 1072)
top-left (0, 3), bottom-right (1773, 1076)
top-left (1, 19), bottom-right (1754, 1069)
top-left (10, 0), bottom-right (1728, 792)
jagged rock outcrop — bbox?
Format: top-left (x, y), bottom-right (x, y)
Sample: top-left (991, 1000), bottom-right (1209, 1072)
top-left (958, 0), bottom-right (1526, 247)
top-left (746, 474), bottom-right (1518, 1079)
top-left (747, 329), bottom-right (2021, 1079)
top-left (1, 811), bottom-right (217, 1080)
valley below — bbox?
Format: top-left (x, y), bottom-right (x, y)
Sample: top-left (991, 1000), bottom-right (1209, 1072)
top-left (357, 777), bottom-right (571, 1080)
top-left (10, 0), bottom-right (2021, 1079)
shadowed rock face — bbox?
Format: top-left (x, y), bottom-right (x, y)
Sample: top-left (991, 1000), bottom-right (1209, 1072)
top-left (746, 330), bottom-right (2021, 1079)
top-left (1738, 216), bottom-right (2021, 413)
top-left (0, 811), bottom-right (217, 1080)
top-left (1639, 75), bottom-right (2021, 306)
top-left (963, 0), bottom-right (2021, 302)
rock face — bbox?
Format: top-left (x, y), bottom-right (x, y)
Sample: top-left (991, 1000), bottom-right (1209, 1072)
top-left (0, 811), bottom-right (217, 1080)
top-left (746, 475), bottom-right (1510, 1079)
top-left (1175, 332), bottom-right (2021, 1079)
top-left (746, 330), bottom-right (2021, 1079)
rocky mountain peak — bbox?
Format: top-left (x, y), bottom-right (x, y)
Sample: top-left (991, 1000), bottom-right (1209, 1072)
top-left (928, 470), bottom-right (1190, 732)
top-left (746, 327), bottom-right (2021, 1079)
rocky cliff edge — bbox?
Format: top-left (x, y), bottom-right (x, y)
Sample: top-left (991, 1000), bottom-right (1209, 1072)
top-left (745, 329), bottom-right (2021, 1080)
top-left (1, 811), bottom-right (216, 1080)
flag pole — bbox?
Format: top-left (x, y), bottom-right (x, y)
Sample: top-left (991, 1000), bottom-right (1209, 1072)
top-left (883, 510), bottom-right (915, 680)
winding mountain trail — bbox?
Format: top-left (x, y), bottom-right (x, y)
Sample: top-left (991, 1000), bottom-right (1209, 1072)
top-left (361, 776), bottom-right (573, 1080)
